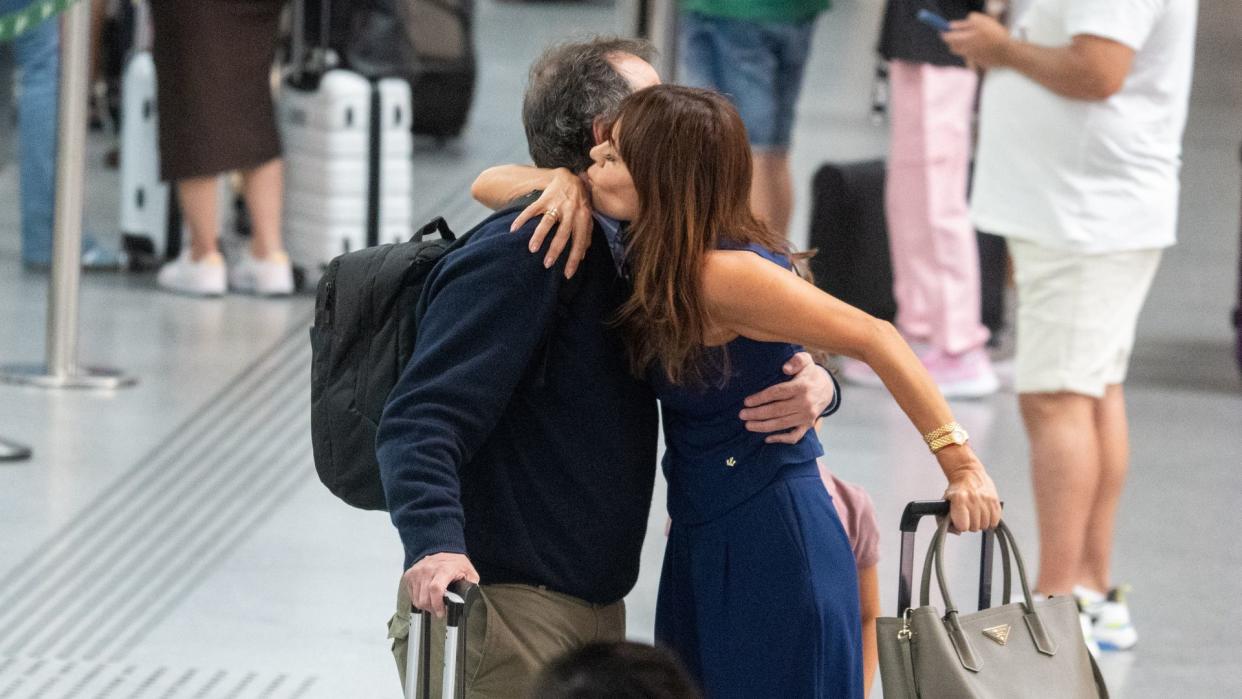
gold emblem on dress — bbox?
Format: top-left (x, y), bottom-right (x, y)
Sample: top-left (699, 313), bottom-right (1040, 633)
top-left (983, 624), bottom-right (1011, 646)
top-left (725, 457), bottom-right (737, 468)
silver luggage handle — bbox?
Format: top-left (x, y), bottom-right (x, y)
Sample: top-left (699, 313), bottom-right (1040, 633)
top-left (405, 581), bottom-right (478, 699)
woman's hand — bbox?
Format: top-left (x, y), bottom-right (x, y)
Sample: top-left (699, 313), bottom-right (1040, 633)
top-left (509, 168), bottom-right (595, 279)
top-left (939, 448), bottom-right (1002, 532)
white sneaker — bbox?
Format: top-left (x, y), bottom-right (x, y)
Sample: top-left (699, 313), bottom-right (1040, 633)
top-left (230, 249), bottom-right (294, 296)
top-left (157, 251), bottom-right (227, 297)
top-left (1078, 585), bottom-right (1138, 651)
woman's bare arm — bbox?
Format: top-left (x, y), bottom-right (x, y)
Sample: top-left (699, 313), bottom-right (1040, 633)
top-left (702, 251), bottom-right (1001, 530)
top-left (471, 165), bottom-right (556, 209)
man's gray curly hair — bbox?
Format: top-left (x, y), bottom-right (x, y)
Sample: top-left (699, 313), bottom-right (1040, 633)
top-left (522, 37), bottom-right (656, 174)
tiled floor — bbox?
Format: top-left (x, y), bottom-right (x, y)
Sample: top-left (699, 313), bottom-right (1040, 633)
top-left (1, 1), bottom-right (1239, 697)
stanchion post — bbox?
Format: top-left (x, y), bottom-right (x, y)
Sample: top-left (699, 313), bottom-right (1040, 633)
top-left (644, 0), bottom-right (679, 83)
top-left (0, 1), bottom-right (136, 390)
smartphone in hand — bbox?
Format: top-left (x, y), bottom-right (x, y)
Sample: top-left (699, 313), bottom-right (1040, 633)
top-left (917, 8), bottom-right (952, 32)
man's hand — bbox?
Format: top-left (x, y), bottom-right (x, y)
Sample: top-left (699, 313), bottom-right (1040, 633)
top-left (740, 352), bottom-right (835, 445)
top-left (509, 168), bottom-right (595, 279)
top-left (943, 12), bottom-right (1013, 69)
top-left (403, 552), bottom-right (480, 618)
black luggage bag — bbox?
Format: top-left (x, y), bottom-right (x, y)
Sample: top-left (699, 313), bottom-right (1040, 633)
top-left (807, 160), bottom-right (1008, 339)
top-left (307, 0), bottom-right (477, 139)
top-left (808, 161), bottom-right (897, 321)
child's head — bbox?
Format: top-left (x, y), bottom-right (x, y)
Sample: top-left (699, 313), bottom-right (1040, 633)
top-left (530, 641), bottom-right (702, 699)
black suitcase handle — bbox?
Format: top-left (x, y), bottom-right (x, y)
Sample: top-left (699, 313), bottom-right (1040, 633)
top-left (896, 500), bottom-right (1002, 616)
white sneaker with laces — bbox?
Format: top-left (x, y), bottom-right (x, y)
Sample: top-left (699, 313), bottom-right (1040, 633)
top-left (157, 250), bottom-right (227, 296)
top-left (230, 249), bottom-right (294, 296)
top-left (1077, 585), bottom-right (1138, 651)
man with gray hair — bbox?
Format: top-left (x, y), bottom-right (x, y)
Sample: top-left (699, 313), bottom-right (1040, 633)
top-left (377, 38), bottom-right (835, 697)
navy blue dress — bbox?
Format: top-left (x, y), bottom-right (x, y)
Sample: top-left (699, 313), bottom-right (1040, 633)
top-left (652, 243), bottom-right (863, 698)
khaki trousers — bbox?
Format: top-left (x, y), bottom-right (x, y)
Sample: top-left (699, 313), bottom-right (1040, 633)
top-left (388, 581), bottom-right (625, 699)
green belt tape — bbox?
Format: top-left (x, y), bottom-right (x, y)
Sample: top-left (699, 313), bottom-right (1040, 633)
top-left (0, 0), bottom-right (79, 44)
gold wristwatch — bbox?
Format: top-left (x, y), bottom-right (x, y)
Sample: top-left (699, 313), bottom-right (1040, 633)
top-left (924, 422), bottom-right (969, 454)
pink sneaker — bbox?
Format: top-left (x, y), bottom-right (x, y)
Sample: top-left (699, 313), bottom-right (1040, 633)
top-left (921, 347), bottom-right (999, 399)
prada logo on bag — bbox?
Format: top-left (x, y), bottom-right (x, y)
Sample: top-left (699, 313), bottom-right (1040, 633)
top-left (983, 624), bottom-right (1012, 646)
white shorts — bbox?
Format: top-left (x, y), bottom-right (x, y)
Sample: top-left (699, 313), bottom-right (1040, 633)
top-left (1009, 239), bottom-right (1163, 398)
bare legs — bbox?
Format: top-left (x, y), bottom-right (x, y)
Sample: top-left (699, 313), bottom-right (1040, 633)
top-left (1081, 384), bottom-right (1129, 593)
top-left (240, 158), bottom-right (284, 259)
top-left (176, 175), bottom-right (222, 261)
top-left (751, 150), bottom-right (793, 238)
top-left (1021, 384), bottom-right (1129, 595)
top-left (175, 158), bottom-right (285, 261)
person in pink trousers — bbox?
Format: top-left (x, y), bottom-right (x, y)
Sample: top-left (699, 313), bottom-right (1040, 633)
top-left (842, 0), bottom-right (999, 398)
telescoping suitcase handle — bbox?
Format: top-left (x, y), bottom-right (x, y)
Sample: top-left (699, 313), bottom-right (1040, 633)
top-left (896, 500), bottom-right (1004, 616)
top-left (289, 0), bottom-right (336, 86)
top-left (406, 580), bottom-right (479, 699)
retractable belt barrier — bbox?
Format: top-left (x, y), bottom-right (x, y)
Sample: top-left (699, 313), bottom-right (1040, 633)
top-left (0, 0), bottom-right (136, 394)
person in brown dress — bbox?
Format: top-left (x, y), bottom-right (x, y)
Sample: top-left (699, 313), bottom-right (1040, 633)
top-left (150, 0), bottom-right (292, 296)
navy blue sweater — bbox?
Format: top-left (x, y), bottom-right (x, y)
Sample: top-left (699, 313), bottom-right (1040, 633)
top-left (376, 211), bottom-right (659, 605)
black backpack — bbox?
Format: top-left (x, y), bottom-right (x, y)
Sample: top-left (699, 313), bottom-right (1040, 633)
top-left (309, 210), bottom-right (506, 510)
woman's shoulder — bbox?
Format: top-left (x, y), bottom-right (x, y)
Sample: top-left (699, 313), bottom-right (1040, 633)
top-left (705, 244), bottom-right (789, 285)
top-left (714, 240), bottom-right (792, 268)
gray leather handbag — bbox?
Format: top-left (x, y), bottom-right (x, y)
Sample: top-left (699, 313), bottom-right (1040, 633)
top-left (877, 512), bottom-right (1109, 698)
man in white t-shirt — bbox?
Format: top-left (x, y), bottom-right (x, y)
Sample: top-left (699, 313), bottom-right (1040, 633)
top-left (943, 0), bottom-right (1197, 654)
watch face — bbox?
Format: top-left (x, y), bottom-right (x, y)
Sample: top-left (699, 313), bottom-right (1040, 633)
top-left (951, 428), bottom-right (969, 444)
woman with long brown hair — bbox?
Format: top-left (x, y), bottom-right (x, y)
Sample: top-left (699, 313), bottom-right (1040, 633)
top-left (584, 84), bottom-right (1002, 697)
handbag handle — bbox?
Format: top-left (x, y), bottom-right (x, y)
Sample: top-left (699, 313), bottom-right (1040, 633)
top-left (919, 517), bottom-right (1014, 612)
top-left (897, 500), bottom-right (1002, 615)
top-left (921, 518), bottom-right (1060, 672)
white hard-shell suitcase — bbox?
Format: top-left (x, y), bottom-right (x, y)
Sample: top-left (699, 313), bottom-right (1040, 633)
top-left (118, 3), bottom-right (176, 268)
top-left (406, 581), bottom-right (477, 699)
top-left (118, 51), bottom-right (168, 253)
top-left (280, 0), bottom-right (414, 289)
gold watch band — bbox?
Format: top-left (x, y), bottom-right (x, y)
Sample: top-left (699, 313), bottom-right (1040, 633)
top-left (929, 432), bottom-right (967, 453)
top-left (922, 421), bottom-right (962, 446)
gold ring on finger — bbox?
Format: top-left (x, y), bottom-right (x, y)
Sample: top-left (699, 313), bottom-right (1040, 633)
top-left (546, 207), bottom-right (560, 221)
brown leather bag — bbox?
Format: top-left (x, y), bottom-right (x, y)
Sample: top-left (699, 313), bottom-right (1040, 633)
top-left (877, 514), bottom-right (1109, 698)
